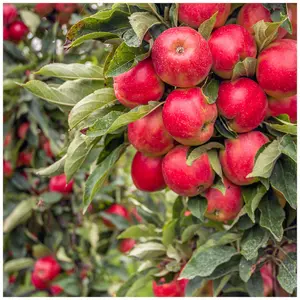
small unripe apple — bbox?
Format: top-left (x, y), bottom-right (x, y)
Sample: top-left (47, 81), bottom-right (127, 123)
top-left (31, 256), bottom-right (61, 290)
top-left (4, 27), bottom-right (10, 40)
top-left (49, 174), bottom-right (74, 194)
top-left (178, 4), bottom-right (231, 29)
top-left (152, 27), bottom-right (212, 87)
top-left (163, 87), bottom-right (217, 145)
top-left (3, 160), bottom-right (13, 177)
top-left (208, 24), bottom-right (257, 79)
top-left (18, 122), bottom-right (30, 139)
top-left (9, 21), bottom-right (29, 42)
top-left (205, 177), bottom-right (243, 222)
top-left (3, 4), bottom-right (18, 25)
top-left (217, 78), bottom-right (268, 133)
top-left (34, 3), bottom-right (54, 17)
top-left (131, 151), bottom-right (166, 192)
top-left (162, 145), bottom-right (215, 197)
top-left (220, 131), bottom-right (269, 185)
top-left (17, 151), bottom-right (33, 167)
top-left (113, 58), bottom-right (165, 108)
top-left (128, 106), bottom-right (174, 156)
top-left (267, 95), bottom-right (297, 123)
top-left (118, 238), bottom-right (136, 253)
top-left (102, 204), bottom-right (130, 228)
top-left (286, 4), bottom-right (297, 40)
top-left (237, 4), bottom-right (287, 38)
top-left (55, 3), bottom-right (78, 14)
top-left (50, 284), bottom-right (64, 295)
top-left (257, 39), bottom-right (297, 99)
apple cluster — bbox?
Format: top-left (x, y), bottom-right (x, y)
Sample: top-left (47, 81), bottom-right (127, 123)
top-left (3, 4), bottom-right (29, 42)
top-left (113, 3), bottom-right (297, 224)
top-left (34, 3), bottom-right (81, 25)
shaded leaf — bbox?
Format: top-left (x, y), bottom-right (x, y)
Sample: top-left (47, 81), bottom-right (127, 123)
top-left (246, 271), bottom-right (264, 297)
top-left (232, 57), bottom-right (257, 80)
top-left (202, 78), bottom-right (220, 104)
top-left (187, 196), bottom-right (207, 222)
top-left (36, 155), bottom-right (66, 177)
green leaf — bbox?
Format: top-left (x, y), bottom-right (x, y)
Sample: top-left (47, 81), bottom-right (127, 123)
top-left (4, 258), bottom-right (34, 273)
top-left (215, 117), bottom-right (237, 139)
top-left (100, 212), bottom-right (130, 230)
top-left (213, 274), bottom-right (232, 297)
top-left (208, 149), bottom-right (224, 181)
top-left (162, 219), bottom-right (177, 247)
top-left (277, 252), bottom-right (297, 294)
top-left (35, 63), bottom-right (104, 80)
top-left (270, 156), bottom-right (296, 209)
top-left (253, 19), bottom-right (288, 52)
top-left (129, 242), bottom-right (166, 260)
top-left (40, 192), bottom-right (62, 205)
top-left (19, 10), bottom-right (40, 35)
top-left (106, 42), bottom-right (150, 77)
top-left (247, 140), bottom-right (281, 179)
top-left (181, 224), bottom-right (203, 243)
top-left (278, 135), bottom-right (297, 163)
top-left (240, 225), bottom-right (269, 260)
top-left (172, 197), bottom-right (184, 219)
top-left (232, 57), bottom-right (257, 81)
top-left (68, 87), bottom-right (116, 129)
top-left (106, 101), bottom-right (163, 133)
top-left (128, 12), bottom-right (160, 46)
top-left (32, 244), bottom-right (52, 259)
top-left (185, 277), bottom-right (205, 297)
top-left (239, 256), bottom-right (255, 283)
top-left (242, 183), bottom-right (267, 222)
top-left (202, 78), bottom-right (220, 104)
top-left (36, 155), bottom-right (66, 177)
top-left (198, 11), bottom-right (218, 40)
top-left (69, 32), bottom-right (118, 48)
top-left (180, 246), bottom-right (236, 279)
top-left (259, 194), bottom-right (285, 242)
top-left (265, 121), bottom-right (297, 135)
top-left (118, 224), bottom-right (158, 239)
top-left (54, 276), bottom-right (81, 296)
top-left (246, 271), bottom-right (264, 297)
top-left (187, 196), bottom-right (207, 222)
top-left (169, 3), bottom-right (179, 27)
top-left (83, 144), bottom-right (127, 213)
top-left (187, 143), bottom-right (224, 166)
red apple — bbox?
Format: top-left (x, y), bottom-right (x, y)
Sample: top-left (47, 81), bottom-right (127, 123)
top-left (184, 210), bottom-right (191, 217)
top-left (4, 133), bottom-right (12, 147)
top-left (257, 39), bottom-right (297, 99)
top-left (113, 58), bottom-right (165, 108)
top-left (43, 140), bottom-right (54, 158)
top-left (178, 4), bottom-right (231, 29)
top-left (102, 204), bottom-right (130, 228)
top-left (57, 12), bottom-right (72, 25)
top-left (17, 151), bottom-right (33, 167)
top-left (31, 256), bottom-right (61, 290)
top-left (131, 151), bottom-right (166, 192)
top-left (3, 4), bottom-right (18, 25)
top-left (9, 275), bottom-right (16, 284)
top-left (118, 238), bottom-right (136, 253)
top-left (49, 174), bottom-right (74, 194)
top-left (220, 131), bottom-right (269, 185)
top-left (208, 24), bottom-right (257, 79)
top-left (163, 87), bottom-right (217, 145)
top-left (9, 21), bottom-right (29, 42)
top-left (267, 95), bottom-right (297, 123)
top-left (50, 285), bottom-right (64, 295)
top-left (152, 276), bottom-right (188, 297)
top-left (286, 4), bottom-right (297, 40)
top-left (237, 4), bottom-right (287, 38)
top-left (55, 3), bottom-right (78, 14)
top-left (217, 78), bottom-right (268, 133)
top-left (18, 122), bottom-right (30, 139)
top-left (3, 160), bottom-right (13, 177)
top-left (260, 262), bottom-right (274, 297)
top-left (34, 3), bottom-right (54, 17)
top-left (128, 106), bottom-right (174, 156)
top-left (4, 27), bottom-right (10, 40)
top-left (162, 145), bottom-right (215, 197)
top-left (205, 177), bottom-right (243, 222)
top-left (152, 27), bottom-right (212, 87)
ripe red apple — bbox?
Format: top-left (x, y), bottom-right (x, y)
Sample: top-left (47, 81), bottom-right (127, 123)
top-left (128, 106), bottom-right (174, 156)
top-left (257, 39), bottom-right (297, 99)
top-left (4, 27), bottom-right (10, 40)
top-left (3, 4), bottom-right (18, 25)
top-left (118, 238), bottom-right (136, 253)
top-left (55, 3), bottom-right (78, 14)
top-left (9, 21), bottom-right (29, 42)
top-left (131, 151), bottom-right (166, 192)
top-left (43, 140), bottom-right (54, 158)
top-left (9, 275), bottom-right (16, 284)
top-left (50, 285), bottom-right (64, 296)
top-left (217, 78), bottom-right (268, 133)
top-left (31, 256), bottom-right (61, 290)
top-left (163, 87), bottom-right (217, 145)
top-left (237, 4), bottom-right (287, 38)
top-left (220, 131), bottom-right (269, 185)
top-left (204, 177), bottom-right (243, 222)
top-left (49, 174), bottom-right (74, 194)
top-left (152, 27), bottom-right (212, 87)
top-left (260, 262), bottom-right (274, 297)
top-left (267, 95), bottom-right (297, 123)
top-left (3, 160), bottom-right (13, 177)
top-left (17, 151), bottom-right (32, 167)
top-left (162, 145), bottom-right (215, 197)
top-left (152, 276), bottom-right (188, 297)
top-left (102, 204), bottom-right (130, 228)
top-left (113, 58), bottom-right (165, 108)
top-left (286, 4), bottom-right (297, 40)
top-left (178, 4), bottom-right (231, 29)
top-left (35, 3), bottom-right (54, 17)
top-left (57, 12), bottom-right (72, 25)
top-left (18, 122), bottom-right (30, 139)
top-left (208, 24), bottom-right (257, 79)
